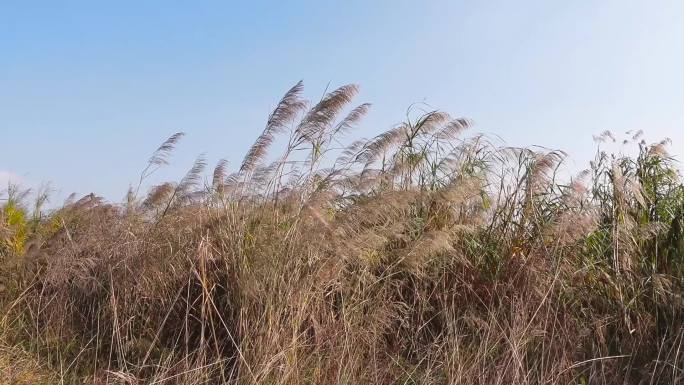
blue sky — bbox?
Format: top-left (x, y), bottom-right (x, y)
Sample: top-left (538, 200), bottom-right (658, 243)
top-left (2, 0), bottom-right (683, 202)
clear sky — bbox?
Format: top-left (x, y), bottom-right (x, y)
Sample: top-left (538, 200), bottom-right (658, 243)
top-left (2, 0), bottom-right (684, 202)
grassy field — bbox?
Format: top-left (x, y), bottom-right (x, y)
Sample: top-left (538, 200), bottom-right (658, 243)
top-left (1, 82), bottom-right (683, 384)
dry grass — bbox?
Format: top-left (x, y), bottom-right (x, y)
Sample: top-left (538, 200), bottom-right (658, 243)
top-left (1, 82), bottom-right (683, 384)
top-left (0, 342), bottom-right (55, 384)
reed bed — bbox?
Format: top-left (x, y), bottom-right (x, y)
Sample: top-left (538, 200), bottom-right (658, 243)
top-left (1, 82), bottom-right (682, 384)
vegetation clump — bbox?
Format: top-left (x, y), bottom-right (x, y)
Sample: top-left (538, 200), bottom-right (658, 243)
top-left (1, 82), bottom-right (683, 384)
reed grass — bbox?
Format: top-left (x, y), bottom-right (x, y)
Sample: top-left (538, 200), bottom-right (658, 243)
top-left (1, 82), bottom-right (682, 384)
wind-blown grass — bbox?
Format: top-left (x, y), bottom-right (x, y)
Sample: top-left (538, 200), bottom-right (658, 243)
top-left (1, 82), bottom-right (683, 384)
